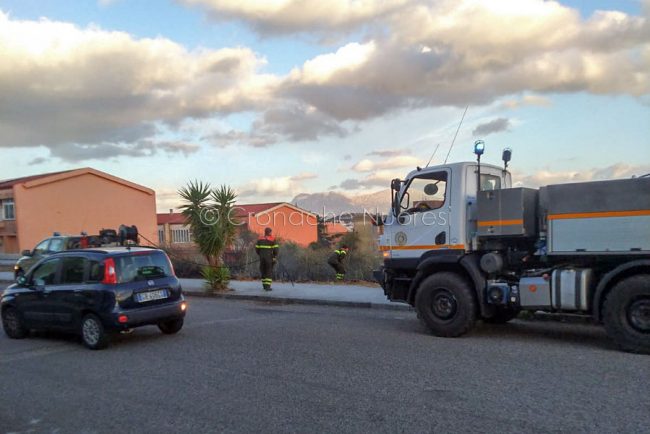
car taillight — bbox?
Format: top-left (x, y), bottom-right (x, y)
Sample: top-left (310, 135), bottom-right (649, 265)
top-left (102, 258), bottom-right (117, 284)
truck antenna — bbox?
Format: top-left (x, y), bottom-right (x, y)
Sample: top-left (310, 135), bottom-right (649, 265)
top-left (425, 144), bottom-right (440, 168)
top-left (443, 105), bottom-right (469, 164)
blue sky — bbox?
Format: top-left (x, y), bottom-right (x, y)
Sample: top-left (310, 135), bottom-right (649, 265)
top-left (0, 0), bottom-right (649, 210)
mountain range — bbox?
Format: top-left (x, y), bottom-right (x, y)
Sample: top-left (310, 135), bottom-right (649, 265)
top-left (291, 190), bottom-right (391, 216)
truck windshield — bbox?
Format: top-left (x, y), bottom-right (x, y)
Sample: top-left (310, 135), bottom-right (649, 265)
top-left (401, 171), bottom-right (448, 213)
top-left (116, 252), bottom-right (172, 283)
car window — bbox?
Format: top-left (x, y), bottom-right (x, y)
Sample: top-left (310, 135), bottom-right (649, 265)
top-left (88, 260), bottom-right (104, 283)
top-left (116, 252), bottom-right (172, 283)
top-left (61, 257), bottom-right (86, 284)
top-left (31, 259), bottom-right (61, 286)
top-left (48, 238), bottom-right (65, 253)
top-left (33, 239), bottom-right (50, 255)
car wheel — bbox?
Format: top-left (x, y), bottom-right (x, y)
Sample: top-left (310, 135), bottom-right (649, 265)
top-left (81, 313), bottom-right (109, 350)
top-left (483, 307), bottom-right (520, 324)
top-left (415, 272), bottom-right (477, 337)
top-left (603, 275), bottom-right (650, 354)
top-left (2, 307), bottom-right (28, 339)
top-left (158, 318), bottom-right (184, 335)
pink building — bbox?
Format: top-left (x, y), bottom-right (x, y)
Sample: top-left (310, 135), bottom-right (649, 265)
top-left (0, 168), bottom-right (158, 253)
top-left (158, 202), bottom-right (318, 248)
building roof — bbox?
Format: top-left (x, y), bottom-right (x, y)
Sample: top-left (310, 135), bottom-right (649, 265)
top-left (0, 170), bottom-right (74, 190)
top-left (157, 202), bottom-right (317, 225)
top-left (0, 168), bottom-right (154, 195)
top-left (324, 222), bottom-right (350, 235)
top-left (157, 213), bottom-right (188, 225)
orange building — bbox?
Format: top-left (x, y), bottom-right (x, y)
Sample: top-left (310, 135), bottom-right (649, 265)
top-left (157, 202), bottom-right (318, 247)
top-left (0, 168), bottom-right (158, 254)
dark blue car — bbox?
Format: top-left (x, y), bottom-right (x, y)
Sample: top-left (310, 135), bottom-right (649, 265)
top-left (1, 247), bottom-right (187, 349)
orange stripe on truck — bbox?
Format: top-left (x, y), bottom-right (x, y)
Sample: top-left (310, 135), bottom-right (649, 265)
top-left (477, 219), bottom-right (523, 227)
top-left (379, 244), bottom-right (465, 251)
top-left (548, 210), bottom-right (650, 220)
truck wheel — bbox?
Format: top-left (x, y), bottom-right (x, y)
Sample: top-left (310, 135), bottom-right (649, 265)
top-left (484, 307), bottom-right (520, 324)
top-left (603, 275), bottom-right (650, 354)
top-left (81, 314), bottom-right (109, 350)
top-left (2, 307), bottom-right (28, 339)
top-left (415, 272), bottom-right (477, 337)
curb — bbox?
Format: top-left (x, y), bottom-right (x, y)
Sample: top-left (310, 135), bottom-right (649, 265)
top-left (183, 290), bottom-right (414, 312)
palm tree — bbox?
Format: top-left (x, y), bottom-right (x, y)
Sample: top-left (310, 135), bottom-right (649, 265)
top-left (178, 181), bottom-right (239, 290)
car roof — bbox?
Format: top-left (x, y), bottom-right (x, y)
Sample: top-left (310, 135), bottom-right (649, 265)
top-left (54, 246), bottom-right (162, 256)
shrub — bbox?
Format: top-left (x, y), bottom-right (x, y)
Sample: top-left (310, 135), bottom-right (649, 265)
top-left (201, 265), bottom-right (230, 292)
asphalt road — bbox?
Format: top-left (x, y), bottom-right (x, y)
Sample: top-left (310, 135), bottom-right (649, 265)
top-left (1, 298), bottom-right (648, 434)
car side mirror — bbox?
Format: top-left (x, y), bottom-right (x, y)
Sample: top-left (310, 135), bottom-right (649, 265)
top-left (21, 250), bottom-right (32, 257)
top-left (16, 276), bottom-right (27, 286)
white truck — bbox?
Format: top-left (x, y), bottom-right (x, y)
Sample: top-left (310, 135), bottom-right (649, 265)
top-left (374, 142), bottom-right (650, 353)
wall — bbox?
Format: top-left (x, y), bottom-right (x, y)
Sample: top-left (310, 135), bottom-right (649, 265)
top-left (246, 205), bottom-right (318, 247)
top-left (13, 172), bottom-right (157, 251)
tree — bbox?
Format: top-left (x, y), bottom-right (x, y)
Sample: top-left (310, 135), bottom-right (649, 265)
top-left (178, 181), bottom-right (239, 291)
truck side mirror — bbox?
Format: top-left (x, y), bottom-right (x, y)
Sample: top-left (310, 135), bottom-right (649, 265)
top-left (391, 178), bottom-right (402, 191)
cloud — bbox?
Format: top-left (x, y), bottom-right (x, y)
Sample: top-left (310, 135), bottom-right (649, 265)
top-left (351, 155), bottom-right (420, 172)
top-left (178, 0), bottom-right (408, 35)
top-left (237, 171), bottom-right (318, 199)
top-left (472, 118), bottom-right (511, 136)
top-left (367, 149), bottom-right (411, 157)
top-left (512, 163), bottom-right (650, 188)
top-left (0, 12), bottom-right (276, 159)
top-left (340, 170), bottom-right (399, 190)
top-left (31, 140), bottom-right (200, 162)
top-left (279, 1), bottom-right (650, 122)
top-left (501, 94), bottom-right (553, 109)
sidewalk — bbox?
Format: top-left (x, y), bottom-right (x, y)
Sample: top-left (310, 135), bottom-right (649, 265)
top-left (0, 271), bottom-right (410, 311)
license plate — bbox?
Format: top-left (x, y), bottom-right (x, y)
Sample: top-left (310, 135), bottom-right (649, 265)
top-left (135, 289), bottom-right (169, 303)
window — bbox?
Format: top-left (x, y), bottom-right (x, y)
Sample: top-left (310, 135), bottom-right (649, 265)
top-left (33, 239), bottom-right (50, 256)
top-left (88, 260), bottom-right (104, 283)
top-left (158, 227), bottom-right (165, 244)
top-left (480, 174), bottom-right (501, 191)
top-left (115, 252), bottom-right (173, 283)
top-left (32, 259), bottom-right (60, 286)
top-left (3, 199), bottom-right (15, 220)
top-left (400, 171), bottom-right (448, 213)
top-left (171, 226), bottom-right (192, 243)
top-left (61, 257), bottom-right (86, 284)
top-left (48, 238), bottom-right (65, 253)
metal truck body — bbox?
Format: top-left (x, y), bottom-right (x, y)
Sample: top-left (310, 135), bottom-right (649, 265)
top-left (375, 154), bottom-right (650, 353)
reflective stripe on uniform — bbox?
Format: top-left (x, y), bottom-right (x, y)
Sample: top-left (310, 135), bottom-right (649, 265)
top-left (335, 250), bottom-right (347, 255)
top-left (256, 245), bottom-right (279, 249)
top-left (261, 278), bottom-right (273, 283)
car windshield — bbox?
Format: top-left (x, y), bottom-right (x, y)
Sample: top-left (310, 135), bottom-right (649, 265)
top-left (115, 251), bottom-right (172, 283)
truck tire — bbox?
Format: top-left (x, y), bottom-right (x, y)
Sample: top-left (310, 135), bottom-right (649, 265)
top-left (603, 274), bottom-right (650, 354)
top-left (483, 307), bottom-right (520, 324)
top-left (415, 272), bottom-right (477, 337)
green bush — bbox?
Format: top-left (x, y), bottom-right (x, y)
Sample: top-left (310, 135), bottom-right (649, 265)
top-left (201, 265), bottom-right (231, 292)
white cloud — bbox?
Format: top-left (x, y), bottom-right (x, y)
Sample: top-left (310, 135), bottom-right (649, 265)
top-left (351, 155), bottom-right (420, 172)
top-left (178, 0), bottom-right (408, 34)
top-left (512, 163), bottom-right (650, 188)
top-left (0, 11), bottom-right (277, 158)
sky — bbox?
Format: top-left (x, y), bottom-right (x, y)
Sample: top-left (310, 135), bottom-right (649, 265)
top-left (0, 0), bottom-right (649, 211)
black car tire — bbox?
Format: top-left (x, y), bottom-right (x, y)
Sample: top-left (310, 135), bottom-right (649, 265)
top-left (483, 307), bottom-right (520, 324)
top-left (603, 275), bottom-right (650, 354)
top-left (158, 318), bottom-right (184, 334)
top-left (81, 313), bottom-right (109, 350)
top-left (2, 307), bottom-right (28, 339)
top-left (415, 272), bottom-right (477, 337)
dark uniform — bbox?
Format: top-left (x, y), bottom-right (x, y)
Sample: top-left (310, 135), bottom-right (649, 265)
top-left (255, 234), bottom-right (279, 290)
top-left (328, 248), bottom-right (348, 281)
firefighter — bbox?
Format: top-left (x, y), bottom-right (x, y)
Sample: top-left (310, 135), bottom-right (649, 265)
top-left (255, 227), bottom-right (279, 291)
top-left (328, 245), bottom-right (349, 281)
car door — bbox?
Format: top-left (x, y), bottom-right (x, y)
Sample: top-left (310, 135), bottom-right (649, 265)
top-left (48, 256), bottom-right (87, 328)
top-left (19, 257), bottom-right (62, 327)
